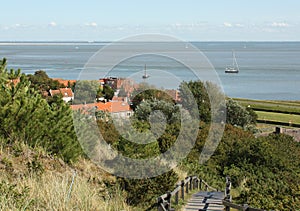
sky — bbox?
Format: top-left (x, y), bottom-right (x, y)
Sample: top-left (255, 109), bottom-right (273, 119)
top-left (1, 0), bottom-right (300, 41)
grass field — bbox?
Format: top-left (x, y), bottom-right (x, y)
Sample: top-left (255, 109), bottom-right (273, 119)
top-left (232, 98), bottom-right (300, 127)
top-left (233, 98), bottom-right (300, 114)
top-left (256, 111), bottom-right (300, 124)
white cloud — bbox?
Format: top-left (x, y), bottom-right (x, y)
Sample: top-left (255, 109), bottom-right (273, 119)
top-left (235, 23), bottom-right (244, 28)
top-left (271, 22), bottom-right (289, 27)
top-left (223, 22), bottom-right (233, 27)
top-left (171, 22), bottom-right (208, 31)
top-left (49, 22), bottom-right (57, 27)
top-left (85, 22), bottom-right (98, 27)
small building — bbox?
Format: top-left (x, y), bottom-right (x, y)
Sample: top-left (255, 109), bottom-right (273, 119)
top-left (49, 88), bottom-right (74, 103)
top-left (165, 89), bottom-right (181, 102)
top-left (71, 101), bottom-right (133, 118)
top-left (53, 78), bottom-right (76, 87)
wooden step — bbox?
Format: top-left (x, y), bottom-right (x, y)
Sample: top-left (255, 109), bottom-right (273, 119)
top-left (183, 191), bottom-right (225, 211)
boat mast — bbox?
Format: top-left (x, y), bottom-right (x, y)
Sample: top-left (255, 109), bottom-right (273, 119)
top-left (234, 51), bottom-right (239, 71)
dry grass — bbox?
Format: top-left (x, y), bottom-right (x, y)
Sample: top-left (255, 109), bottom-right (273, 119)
top-left (0, 141), bottom-right (131, 211)
top-left (1, 172), bottom-right (131, 210)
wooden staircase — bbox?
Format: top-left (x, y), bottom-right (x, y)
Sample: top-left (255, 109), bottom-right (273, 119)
top-left (183, 191), bottom-right (224, 211)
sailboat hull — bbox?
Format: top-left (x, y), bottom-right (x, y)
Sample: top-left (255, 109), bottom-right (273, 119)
top-left (225, 68), bottom-right (239, 73)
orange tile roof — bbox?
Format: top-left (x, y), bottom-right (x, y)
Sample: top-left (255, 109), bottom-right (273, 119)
top-left (71, 101), bottom-right (132, 113)
top-left (59, 88), bottom-right (73, 98)
top-left (50, 88), bottom-right (73, 98)
top-left (10, 78), bottom-right (20, 85)
top-left (49, 89), bottom-right (61, 96)
top-left (53, 78), bottom-right (77, 87)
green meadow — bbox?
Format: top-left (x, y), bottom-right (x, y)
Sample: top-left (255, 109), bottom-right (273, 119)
top-left (233, 98), bottom-right (300, 126)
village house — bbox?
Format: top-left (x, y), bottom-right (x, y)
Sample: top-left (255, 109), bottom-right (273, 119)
top-left (49, 88), bottom-right (74, 103)
top-left (71, 101), bottom-right (133, 119)
top-left (165, 89), bottom-right (181, 103)
top-left (52, 78), bottom-right (76, 87)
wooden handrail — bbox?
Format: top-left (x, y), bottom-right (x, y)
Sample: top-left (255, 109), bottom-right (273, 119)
top-left (223, 176), bottom-right (265, 211)
top-left (158, 175), bottom-right (266, 211)
top-left (157, 176), bottom-right (217, 211)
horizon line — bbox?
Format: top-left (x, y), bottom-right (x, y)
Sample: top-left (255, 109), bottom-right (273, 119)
top-left (1, 40), bottom-right (300, 43)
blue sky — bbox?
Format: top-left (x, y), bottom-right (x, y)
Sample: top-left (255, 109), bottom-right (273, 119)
top-left (1, 0), bottom-right (300, 41)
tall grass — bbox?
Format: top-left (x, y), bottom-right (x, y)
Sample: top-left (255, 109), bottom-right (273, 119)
top-left (0, 140), bottom-right (131, 211)
top-left (0, 170), bottom-right (131, 211)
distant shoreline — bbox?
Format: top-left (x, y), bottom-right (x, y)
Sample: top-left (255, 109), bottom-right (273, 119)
top-left (1, 41), bottom-right (300, 45)
top-left (0, 41), bottom-right (108, 46)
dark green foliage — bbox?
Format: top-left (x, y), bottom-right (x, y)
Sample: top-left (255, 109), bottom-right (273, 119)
top-left (134, 99), bottom-right (181, 125)
top-left (27, 70), bottom-right (64, 92)
top-left (246, 106), bottom-right (257, 124)
top-left (0, 59), bottom-right (83, 162)
top-left (182, 123), bottom-right (300, 210)
top-left (118, 170), bottom-right (178, 207)
top-left (107, 98), bottom-right (180, 208)
top-left (130, 83), bottom-right (175, 110)
top-left (179, 81), bottom-right (211, 123)
top-left (226, 99), bottom-right (257, 128)
top-left (97, 118), bottom-right (120, 145)
top-left (102, 84), bottom-right (114, 101)
top-left (73, 80), bottom-right (100, 104)
top-left (157, 124), bottom-right (179, 153)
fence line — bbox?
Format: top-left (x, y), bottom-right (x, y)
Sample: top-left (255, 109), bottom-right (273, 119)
top-left (157, 175), bottom-right (266, 211)
top-left (157, 176), bottom-right (216, 211)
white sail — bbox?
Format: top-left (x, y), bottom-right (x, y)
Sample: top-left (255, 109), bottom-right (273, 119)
top-left (225, 50), bottom-right (239, 73)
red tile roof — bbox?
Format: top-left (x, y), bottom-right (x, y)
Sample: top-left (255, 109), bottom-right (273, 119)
top-left (71, 101), bottom-right (132, 113)
top-left (49, 89), bottom-right (61, 96)
top-left (59, 88), bottom-right (73, 98)
top-left (50, 88), bottom-right (73, 98)
top-left (53, 78), bottom-right (77, 87)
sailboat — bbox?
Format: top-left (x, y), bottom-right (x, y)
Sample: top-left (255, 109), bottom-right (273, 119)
top-left (142, 64), bottom-right (150, 79)
top-left (225, 51), bottom-right (239, 73)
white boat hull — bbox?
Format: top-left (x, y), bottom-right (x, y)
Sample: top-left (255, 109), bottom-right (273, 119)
top-left (225, 68), bottom-right (239, 73)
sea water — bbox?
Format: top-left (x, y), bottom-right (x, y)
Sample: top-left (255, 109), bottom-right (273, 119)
top-left (0, 41), bottom-right (299, 100)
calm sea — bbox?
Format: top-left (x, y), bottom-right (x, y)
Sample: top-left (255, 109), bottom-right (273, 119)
top-left (0, 42), bottom-right (299, 100)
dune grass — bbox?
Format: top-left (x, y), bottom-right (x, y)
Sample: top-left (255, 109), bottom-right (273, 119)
top-left (0, 172), bottom-right (130, 211)
top-left (0, 141), bottom-right (131, 211)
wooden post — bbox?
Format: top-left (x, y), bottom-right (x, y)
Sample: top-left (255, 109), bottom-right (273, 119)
top-left (191, 177), bottom-right (194, 190)
top-left (181, 180), bottom-right (185, 200)
top-left (194, 177), bottom-right (197, 189)
top-left (166, 191), bottom-right (172, 211)
top-left (157, 197), bottom-right (163, 211)
top-left (185, 178), bottom-right (189, 194)
top-left (189, 177), bottom-right (192, 191)
top-left (199, 178), bottom-right (202, 190)
top-left (225, 176), bottom-right (232, 211)
top-left (243, 204), bottom-right (249, 211)
top-left (195, 178), bottom-right (199, 190)
top-left (175, 185), bottom-right (179, 205)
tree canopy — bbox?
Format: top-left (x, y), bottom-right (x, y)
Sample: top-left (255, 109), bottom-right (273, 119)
top-left (0, 58), bottom-right (83, 162)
